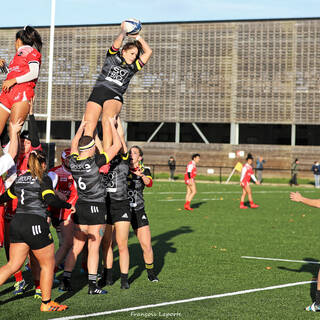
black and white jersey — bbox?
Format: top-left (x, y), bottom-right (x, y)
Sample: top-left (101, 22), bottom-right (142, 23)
top-left (102, 153), bottom-right (130, 202)
top-left (127, 166), bottom-right (152, 211)
top-left (94, 46), bottom-right (144, 97)
top-left (8, 172), bottom-right (54, 218)
top-left (69, 152), bottom-right (108, 203)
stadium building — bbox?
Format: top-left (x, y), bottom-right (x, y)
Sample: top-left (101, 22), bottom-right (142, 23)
top-left (0, 18), bottom-right (319, 176)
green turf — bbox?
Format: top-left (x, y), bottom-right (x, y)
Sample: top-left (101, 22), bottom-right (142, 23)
top-left (154, 172), bottom-right (314, 185)
top-left (0, 182), bottom-right (320, 319)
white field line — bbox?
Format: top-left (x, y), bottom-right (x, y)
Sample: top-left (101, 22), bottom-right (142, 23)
top-left (50, 281), bottom-right (314, 320)
top-left (158, 198), bottom-right (222, 202)
top-left (242, 256), bottom-right (320, 265)
top-left (145, 190), bottom-right (315, 195)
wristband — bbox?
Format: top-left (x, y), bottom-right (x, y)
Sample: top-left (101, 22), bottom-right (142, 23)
top-left (136, 35), bottom-right (141, 41)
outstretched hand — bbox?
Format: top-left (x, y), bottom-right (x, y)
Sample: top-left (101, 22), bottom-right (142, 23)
top-left (9, 118), bottom-right (24, 134)
top-left (290, 191), bottom-right (302, 202)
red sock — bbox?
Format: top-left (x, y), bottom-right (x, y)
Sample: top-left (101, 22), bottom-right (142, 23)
top-left (240, 202), bottom-right (244, 206)
top-left (14, 271), bottom-right (23, 282)
top-left (249, 201), bottom-right (254, 205)
top-left (34, 280), bottom-right (40, 289)
top-left (185, 201), bottom-right (190, 206)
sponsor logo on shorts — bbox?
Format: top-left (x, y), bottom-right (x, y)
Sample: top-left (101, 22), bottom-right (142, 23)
top-left (48, 233), bottom-right (52, 240)
top-left (122, 213), bottom-right (128, 218)
top-left (142, 215), bottom-right (147, 220)
top-left (114, 96), bottom-right (121, 101)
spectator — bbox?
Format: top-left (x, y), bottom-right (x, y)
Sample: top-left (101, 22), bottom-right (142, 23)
top-left (290, 158), bottom-right (299, 187)
top-left (311, 161), bottom-right (320, 188)
top-left (168, 156), bottom-right (176, 181)
top-left (256, 156), bottom-right (266, 184)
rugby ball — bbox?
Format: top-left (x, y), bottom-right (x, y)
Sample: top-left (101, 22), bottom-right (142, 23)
top-left (123, 18), bottom-right (142, 35)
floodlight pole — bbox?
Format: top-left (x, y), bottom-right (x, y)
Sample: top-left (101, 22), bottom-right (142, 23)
top-left (45, 0), bottom-right (56, 143)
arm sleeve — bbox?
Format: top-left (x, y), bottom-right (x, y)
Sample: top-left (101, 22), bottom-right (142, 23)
top-left (95, 153), bottom-right (108, 167)
top-left (240, 166), bottom-right (247, 182)
top-left (28, 114), bottom-right (41, 148)
top-left (107, 46), bottom-right (120, 57)
top-left (40, 176), bottom-right (71, 209)
top-left (143, 168), bottom-right (153, 188)
top-left (16, 62), bottom-right (39, 84)
top-left (0, 153), bottom-right (15, 176)
top-left (250, 174), bottom-right (257, 183)
top-left (47, 171), bottom-right (58, 189)
top-left (132, 58), bottom-right (145, 72)
top-left (0, 184), bottom-right (16, 204)
top-left (0, 190), bottom-right (13, 204)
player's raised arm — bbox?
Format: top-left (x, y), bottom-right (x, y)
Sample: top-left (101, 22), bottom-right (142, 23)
top-left (129, 34), bottom-right (152, 65)
top-left (71, 119), bottom-right (86, 154)
top-left (103, 117), bottom-right (121, 162)
top-left (7, 119), bottom-right (23, 160)
top-left (112, 22), bottom-right (127, 50)
top-left (116, 116), bottom-right (128, 154)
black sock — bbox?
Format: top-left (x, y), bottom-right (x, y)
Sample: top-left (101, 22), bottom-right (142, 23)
top-left (316, 290), bottom-right (320, 304)
top-left (120, 273), bottom-right (128, 283)
top-left (42, 299), bottom-right (51, 304)
top-left (63, 271), bottom-right (72, 279)
top-left (145, 263), bottom-right (155, 275)
top-left (104, 268), bottom-right (113, 281)
top-left (88, 274), bottom-right (97, 288)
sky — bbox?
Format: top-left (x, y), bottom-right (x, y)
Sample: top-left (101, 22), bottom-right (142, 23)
top-left (0, 0), bottom-right (319, 28)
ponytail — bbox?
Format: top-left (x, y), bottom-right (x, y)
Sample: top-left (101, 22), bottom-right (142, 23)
top-left (28, 150), bottom-right (47, 182)
top-left (16, 26), bottom-right (42, 52)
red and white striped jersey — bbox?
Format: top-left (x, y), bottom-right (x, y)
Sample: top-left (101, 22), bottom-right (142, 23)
top-left (240, 163), bottom-right (257, 185)
top-left (184, 160), bottom-right (197, 181)
top-left (48, 165), bottom-right (78, 220)
top-left (7, 45), bottom-right (41, 88)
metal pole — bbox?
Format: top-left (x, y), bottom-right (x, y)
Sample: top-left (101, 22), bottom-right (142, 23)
top-left (46, 0), bottom-right (56, 143)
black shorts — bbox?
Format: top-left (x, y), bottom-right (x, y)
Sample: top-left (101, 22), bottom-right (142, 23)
top-left (131, 208), bottom-right (149, 230)
top-left (74, 201), bottom-right (107, 225)
top-left (88, 86), bottom-right (123, 107)
top-left (10, 214), bottom-right (53, 250)
top-left (106, 198), bottom-right (131, 225)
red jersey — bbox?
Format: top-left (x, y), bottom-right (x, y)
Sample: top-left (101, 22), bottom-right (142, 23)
top-left (240, 163), bottom-right (257, 187)
top-left (7, 45), bottom-right (41, 88)
top-left (48, 165), bottom-right (78, 221)
top-left (184, 160), bottom-right (197, 181)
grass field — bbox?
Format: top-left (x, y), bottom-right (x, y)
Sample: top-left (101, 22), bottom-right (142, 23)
top-left (1, 181), bottom-right (320, 319)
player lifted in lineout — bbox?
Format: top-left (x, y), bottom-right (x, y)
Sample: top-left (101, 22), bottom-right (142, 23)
top-left (83, 20), bottom-right (152, 150)
top-left (240, 153), bottom-right (260, 209)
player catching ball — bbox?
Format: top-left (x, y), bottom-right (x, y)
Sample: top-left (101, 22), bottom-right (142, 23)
top-left (240, 153), bottom-right (260, 209)
top-left (83, 20), bottom-right (152, 149)
top-left (0, 26), bottom-right (42, 137)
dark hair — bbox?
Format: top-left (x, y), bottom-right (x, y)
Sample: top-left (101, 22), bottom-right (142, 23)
top-left (79, 135), bottom-right (94, 148)
top-left (16, 26), bottom-right (42, 52)
top-left (131, 145), bottom-right (143, 157)
top-left (122, 41), bottom-right (142, 58)
top-left (246, 153), bottom-right (254, 160)
top-left (192, 153), bottom-right (200, 160)
top-left (28, 150), bottom-right (47, 182)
